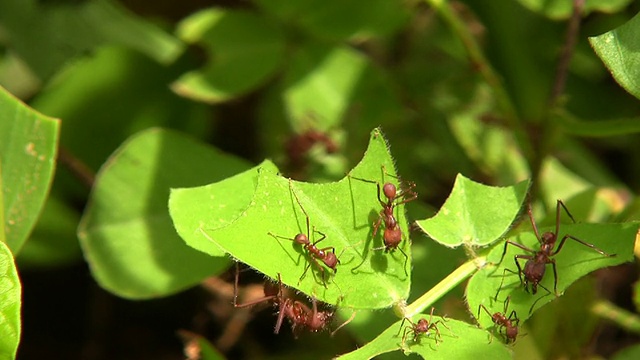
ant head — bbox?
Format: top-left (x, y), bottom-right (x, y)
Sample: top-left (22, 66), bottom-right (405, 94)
top-left (382, 183), bottom-right (397, 200)
top-left (294, 233), bottom-right (309, 245)
top-left (541, 231), bottom-right (556, 244)
top-left (416, 318), bottom-right (430, 331)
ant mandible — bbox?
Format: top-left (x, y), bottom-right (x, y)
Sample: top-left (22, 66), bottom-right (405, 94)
top-left (351, 166), bottom-right (417, 274)
top-left (398, 307), bottom-right (450, 348)
top-left (269, 180), bottom-right (340, 287)
top-left (495, 200), bottom-right (615, 297)
top-left (477, 296), bottom-right (519, 344)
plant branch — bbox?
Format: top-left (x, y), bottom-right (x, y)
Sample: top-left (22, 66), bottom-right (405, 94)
top-left (401, 257), bottom-right (482, 318)
top-left (591, 299), bottom-right (640, 334)
top-left (58, 145), bottom-right (96, 188)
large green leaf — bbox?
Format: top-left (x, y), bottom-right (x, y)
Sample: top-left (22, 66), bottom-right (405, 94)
top-left (0, 241), bottom-right (21, 359)
top-left (0, 0), bottom-right (183, 80)
top-left (79, 128), bottom-right (251, 299)
top-left (172, 8), bottom-right (286, 103)
top-left (0, 86), bottom-right (59, 253)
top-left (335, 315), bottom-right (511, 360)
top-left (416, 175), bottom-right (530, 247)
top-left (467, 222), bottom-right (639, 330)
top-left (170, 128), bottom-right (411, 309)
top-left (590, 12), bottom-right (640, 100)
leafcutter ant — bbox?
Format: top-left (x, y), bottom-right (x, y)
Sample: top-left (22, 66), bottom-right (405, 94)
top-left (477, 296), bottom-right (519, 344)
top-left (398, 307), bottom-right (450, 348)
top-left (495, 200), bottom-right (615, 298)
top-left (269, 180), bottom-right (340, 287)
top-left (350, 166), bottom-right (417, 275)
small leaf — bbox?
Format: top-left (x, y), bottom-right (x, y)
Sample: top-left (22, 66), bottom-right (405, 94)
top-left (0, 241), bottom-right (21, 359)
top-left (170, 128), bottom-right (411, 309)
top-left (0, 86), bottom-right (59, 253)
top-left (467, 222), bottom-right (639, 330)
top-left (416, 175), bottom-right (530, 247)
top-left (173, 8), bottom-right (286, 103)
top-left (590, 12), bottom-right (640, 100)
top-left (335, 315), bottom-right (511, 360)
top-left (79, 128), bottom-right (251, 299)
top-left (517, 0), bottom-right (632, 20)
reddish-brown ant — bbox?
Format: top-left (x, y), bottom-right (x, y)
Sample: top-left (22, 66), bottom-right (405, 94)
top-left (398, 307), bottom-right (450, 349)
top-left (495, 200), bottom-right (615, 297)
top-left (269, 180), bottom-right (340, 287)
top-left (477, 296), bottom-right (519, 344)
top-left (351, 167), bottom-right (417, 274)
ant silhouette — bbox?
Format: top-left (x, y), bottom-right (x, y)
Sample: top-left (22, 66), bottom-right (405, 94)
top-left (269, 180), bottom-right (340, 287)
top-left (351, 166), bottom-right (417, 275)
top-left (477, 296), bottom-right (519, 344)
top-left (494, 200), bottom-right (615, 299)
top-left (398, 307), bottom-right (451, 349)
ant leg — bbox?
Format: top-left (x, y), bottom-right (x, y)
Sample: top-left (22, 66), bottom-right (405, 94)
top-left (494, 268), bottom-right (518, 301)
top-left (503, 296), bottom-right (511, 314)
top-left (551, 259), bottom-right (559, 296)
top-left (397, 245), bottom-right (410, 277)
top-left (552, 234), bottom-right (616, 257)
top-left (494, 240), bottom-right (535, 266)
top-left (478, 304), bottom-right (493, 322)
top-left (557, 199), bottom-right (577, 224)
top-left (513, 255), bottom-right (532, 290)
top-left (527, 202), bottom-right (543, 245)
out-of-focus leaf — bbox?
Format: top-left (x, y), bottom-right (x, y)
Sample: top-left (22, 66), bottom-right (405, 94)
top-left (0, 241), bottom-right (21, 359)
top-left (590, 12), bottom-right (640, 100)
top-left (612, 343), bottom-right (640, 360)
top-left (17, 194), bottom-right (81, 268)
top-left (255, 0), bottom-right (409, 40)
top-left (170, 128), bottom-right (411, 309)
top-left (517, 0), bottom-right (632, 20)
top-left (172, 8), bottom-right (285, 103)
top-left (416, 175), bottom-right (530, 247)
top-left (79, 128), bottom-right (251, 299)
top-left (0, 86), bottom-right (59, 253)
top-left (556, 111), bottom-right (640, 137)
top-left (335, 316), bottom-right (511, 360)
top-left (0, 0), bottom-right (183, 80)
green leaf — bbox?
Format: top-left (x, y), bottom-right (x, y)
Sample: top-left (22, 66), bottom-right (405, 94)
top-left (555, 111), bottom-right (640, 137)
top-left (255, 0), bottom-right (409, 41)
top-left (517, 0), bottom-right (632, 20)
top-left (590, 12), bottom-right (640, 100)
top-left (172, 8), bottom-right (286, 103)
top-left (0, 0), bottom-right (183, 80)
top-left (467, 222), bottom-right (639, 330)
top-left (335, 315), bottom-right (511, 360)
top-left (170, 128), bottom-right (411, 309)
top-left (416, 175), bottom-right (530, 247)
top-left (79, 128), bottom-right (251, 299)
top-left (283, 43), bottom-right (368, 131)
top-left (0, 86), bottom-right (59, 253)
top-left (0, 241), bottom-right (21, 359)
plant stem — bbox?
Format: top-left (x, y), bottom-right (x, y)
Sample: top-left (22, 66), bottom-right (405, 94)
top-left (401, 257), bottom-right (482, 318)
top-left (591, 299), bottom-right (640, 334)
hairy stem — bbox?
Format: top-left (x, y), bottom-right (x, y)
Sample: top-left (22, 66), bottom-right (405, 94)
top-left (401, 257), bottom-right (482, 318)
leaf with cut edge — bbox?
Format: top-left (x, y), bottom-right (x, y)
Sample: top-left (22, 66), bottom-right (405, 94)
top-left (416, 175), bottom-right (530, 247)
top-left (0, 240), bottom-right (21, 359)
top-left (79, 128), bottom-right (250, 299)
top-left (0, 86), bottom-right (59, 253)
top-left (335, 315), bottom-right (510, 360)
top-left (590, 12), bottom-right (640, 100)
top-left (467, 222), bottom-right (639, 332)
top-left (170, 128), bottom-right (411, 309)
top-left (172, 8), bottom-right (286, 103)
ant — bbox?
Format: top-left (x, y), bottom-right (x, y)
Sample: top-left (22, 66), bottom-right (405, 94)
top-left (269, 180), bottom-right (340, 287)
top-left (495, 200), bottom-right (615, 298)
top-left (233, 264), bottom-right (335, 335)
top-left (351, 167), bottom-right (417, 274)
top-left (398, 307), bottom-right (450, 348)
top-left (477, 296), bottom-right (519, 344)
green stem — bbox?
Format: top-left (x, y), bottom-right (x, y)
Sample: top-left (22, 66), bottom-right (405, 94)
top-left (423, 0), bottom-right (533, 166)
top-left (591, 299), bottom-right (640, 334)
top-left (402, 257), bottom-right (482, 318)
